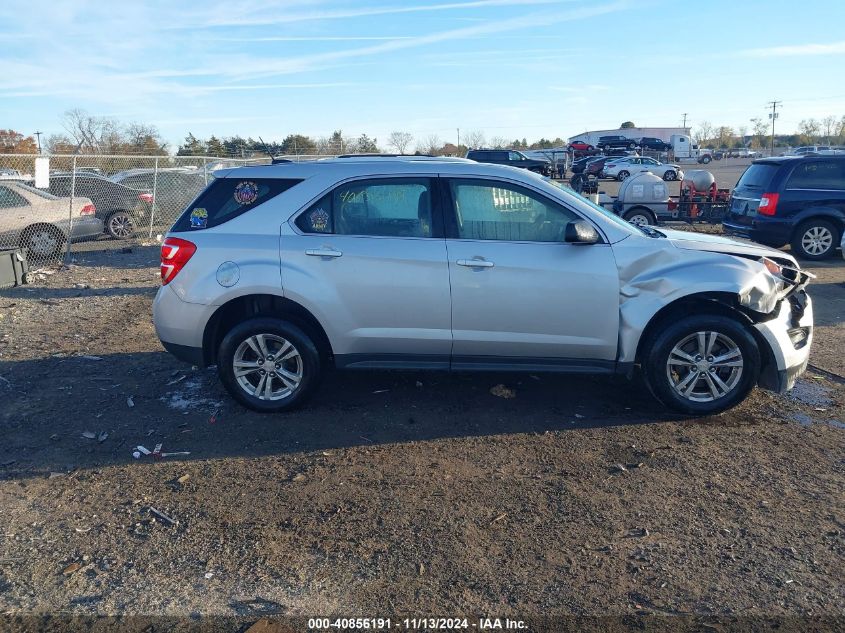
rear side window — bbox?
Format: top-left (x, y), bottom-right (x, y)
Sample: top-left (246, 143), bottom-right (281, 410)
top-left (785, 161), bottom-right (845, 190)
top-left (735, 164), bottom-right (779, 189)
top-left (295, 178), bottom-right (434, 238)
top-left (172, 177), bottom-right (302, 231)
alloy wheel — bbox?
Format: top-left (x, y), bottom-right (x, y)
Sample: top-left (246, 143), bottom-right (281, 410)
top-left (232, 333), bottom-right (303, 401)
top-left (108, 212), bottom-right (135, 239)
top-left (27, 229), bottom-right (60, 257)
top-left (665, 331), bottom-right (744, 403)
top-left (801, 226), bottom-right (833, 256)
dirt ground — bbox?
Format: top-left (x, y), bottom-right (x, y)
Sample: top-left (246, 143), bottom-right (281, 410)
top-left (0, 234), bottom-right (843, 631)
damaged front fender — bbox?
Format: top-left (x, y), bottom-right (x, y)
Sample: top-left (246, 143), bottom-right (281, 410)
top-left (614, 240), bottom-right (781, 365)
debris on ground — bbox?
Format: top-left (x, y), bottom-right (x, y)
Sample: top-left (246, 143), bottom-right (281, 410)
top-left (126, 396), bottom-right (135, 408)
top-left (81, 431), bottom-right (96, 440)
top-left (490, 384), bottom-right (516, 399)
top-left (62, 562), bottom-right (81, 576)
top-left (148, 507), bottom-right (176, 527)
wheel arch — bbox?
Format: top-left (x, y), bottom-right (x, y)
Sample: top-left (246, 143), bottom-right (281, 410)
top-left (790, 210), bottom-right (844, 238)
top-left (202, 294), bottom-right (333, 367)
top-left (623, 206), bottom-right (657, 223)
top-left (633, 291), bottom-right (778, 388)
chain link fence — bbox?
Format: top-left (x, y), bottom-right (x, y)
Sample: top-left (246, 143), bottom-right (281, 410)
top-left (0, 153), bottom-right (335, 269)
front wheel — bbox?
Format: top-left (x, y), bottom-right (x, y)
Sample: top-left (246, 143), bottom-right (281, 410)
top-left (791, 219), bottom-right (839, 260)
top-left (217, 318), bottom-right (321, 412)
top-left (643, 315), bottom-right (760, 415)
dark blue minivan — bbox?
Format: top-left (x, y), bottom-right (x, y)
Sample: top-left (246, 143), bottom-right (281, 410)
top-left (723, 156), bottom-right (845, 260)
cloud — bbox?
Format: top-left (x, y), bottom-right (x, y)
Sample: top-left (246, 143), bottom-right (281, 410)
top-left (740, 41), bottom-right (845, 58)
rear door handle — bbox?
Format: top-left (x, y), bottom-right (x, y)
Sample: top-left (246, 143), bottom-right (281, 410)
top-left (456, 259), bottom-right (494, 268)
top-left (305, 249), bottom-right (342, 258)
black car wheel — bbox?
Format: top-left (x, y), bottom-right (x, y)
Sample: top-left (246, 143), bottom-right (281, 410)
top-left (106, 211), bottom-right (135, 239)
top-left (644, 315), bottom-right (760, 415)
top-left (617, 170), bottom-right (630, 181)
top-left (663, 170), bottom-right (677, 181)
top-left (20, 224), bottom-right (65, 259)
top-left (791, 219), bottom-right (840, 260)
top-left (217, 318), bottom-right (321, 412)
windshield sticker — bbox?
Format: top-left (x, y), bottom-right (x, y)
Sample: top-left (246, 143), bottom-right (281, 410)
top-left (189, 207), bottom-right (208, 228)
top-left (234, 181), bottom-right (259, 205)
top-left (309, 207), bottom-right (329, 232)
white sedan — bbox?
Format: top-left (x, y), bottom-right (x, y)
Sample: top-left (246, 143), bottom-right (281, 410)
top-left (602, 156), bottom-right (683, 181)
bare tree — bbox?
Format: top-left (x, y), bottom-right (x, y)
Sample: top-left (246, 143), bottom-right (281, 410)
top-left (715, 126), bottom-right (735, 148)
top-left (417, 134), bottom-right (442, 155)
top-left (387, 131), bottom-right (414, 154)
top-left (463, 129), bottom-right (486, 149)
top-left (798, 118), bottom-right (821, 144)
top-left (737, 125), bottom-right (748, 146)
top-left (750, 117), bottom-right (768, 148)
top-left (821, 115), bottom-right (837, 142)
top-left (694, 120), bottom-right (714, 146)
top-left (489, 136), bottom-right (509, 149)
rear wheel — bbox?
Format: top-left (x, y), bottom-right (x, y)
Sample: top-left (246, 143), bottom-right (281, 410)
top-left (617, 170), bottom-right (630, 181)
top-left (663, 170), bottom-right (677, 181)
top-left (20, 224), bottom-right (65, 259)
top-left (106, 211), bottom-right (135, 239)
top-left (644, 315), bottom-right (760, 415)
top-left (791, 219), bottom-right (839, 260)
top-left (627, 142), bottom-right (636, 150)
top-left (217, 318), bottom-right (321, 412)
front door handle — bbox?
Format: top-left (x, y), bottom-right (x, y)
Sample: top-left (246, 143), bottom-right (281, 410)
top-left (456, 258), bottom-right (494, 268)
top-left (305, 249), bottom-right (342, 258)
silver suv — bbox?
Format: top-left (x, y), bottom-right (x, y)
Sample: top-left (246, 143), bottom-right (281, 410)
top-left (153, 157), bottom-right (814, 416)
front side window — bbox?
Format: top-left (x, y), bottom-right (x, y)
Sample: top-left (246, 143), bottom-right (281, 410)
top-left (785, 161), bottom-right (845, 190)
top-left (508, 151), bottom-right (524, 161)
top-left (296, 178), bottom-right (433, 238)
top-left (448, 179), bottom-right (577, 242)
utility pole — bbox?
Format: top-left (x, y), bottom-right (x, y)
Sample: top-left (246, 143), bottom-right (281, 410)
top-left (767, 101), bottom-right (781, 154)
top-left (457, 128), bottom-right (461, 149)
top-left (681, 113), bottom-right (688, 129)
top-left (33, 131), bottom-right (43, 154)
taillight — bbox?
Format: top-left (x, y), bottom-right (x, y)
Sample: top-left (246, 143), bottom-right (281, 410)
top-left (139, 193), bottom-right (154, 203)
top-left (160, 237), bottom-right (197, 285)
top-left (80, 203), bottom-right (96, 216)
top-left (758, 192), bottom-right (779, 216)
top-left (668, 199), bottom-right (678, 211)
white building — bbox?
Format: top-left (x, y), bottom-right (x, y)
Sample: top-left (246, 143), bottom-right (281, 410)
top-left (569, 127), bottom-right (690, 146)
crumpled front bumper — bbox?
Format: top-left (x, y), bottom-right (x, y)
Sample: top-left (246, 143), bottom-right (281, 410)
top-left (753, 292), bottom-right (813, 393)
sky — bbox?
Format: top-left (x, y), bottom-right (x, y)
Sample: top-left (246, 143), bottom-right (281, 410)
top-left (2, 0), bottom-right (845, 151)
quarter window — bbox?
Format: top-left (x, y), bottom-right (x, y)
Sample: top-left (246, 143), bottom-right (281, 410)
top-left (448, 179), bottom-right (577, 242)
top-left (0, 186), bottom-right (29, 208)
top-left (786, 161), bottom-right (845, 190)
top-left (296, 178), bottom-right (434, 238)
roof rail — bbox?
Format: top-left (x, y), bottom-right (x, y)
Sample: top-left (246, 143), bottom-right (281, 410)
top-left (336, 153), bottom-right (433, 158)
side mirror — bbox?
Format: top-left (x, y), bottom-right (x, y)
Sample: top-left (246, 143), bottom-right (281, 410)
top-left (565, 220), bottom-right (599, 244)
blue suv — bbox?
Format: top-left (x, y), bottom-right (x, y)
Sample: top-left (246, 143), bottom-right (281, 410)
top-left (723, 156), bottom-right (845, 260)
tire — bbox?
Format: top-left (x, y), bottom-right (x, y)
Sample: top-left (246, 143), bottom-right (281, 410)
top-left (643, 315), bottom-right (760, 415)
top-left (106, 210), bottom-right (135, 239)
top-left (663, 170), bottom-right (677, 181)
top-left (791, 219), bottom-right (840, 260)
top-left (627, 143), bottom-right (636, 150)
top-left (217, 317), bottom-right (321, 412)
top-left (617, 170), bottom-right (630, 181)
top-left (700, 155), bottom-right (712, 164)
top-left (570, 174), bottom-right (585, 190)
top-left (19, 224), bottom-right (65, 259)
top-left (623, 208), bottom-right (655, 226)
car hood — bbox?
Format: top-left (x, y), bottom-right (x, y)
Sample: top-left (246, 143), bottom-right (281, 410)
top-left (660, 228), bottom-right (799, 266)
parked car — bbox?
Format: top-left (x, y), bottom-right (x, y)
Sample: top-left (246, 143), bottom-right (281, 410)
top-left (570, 155), bottom-right (604, 175)
top-left (111, 168), bottom-right (209, 225)
top-left (153, 156), bottom-right (813, 417)
top-left (42, 173), bottom-right (153, 239)
top-left (0, 181), bottom-right (102, 258)
top-left (727, 148), bottom-right (761, 159)
top-left (596, 135), bottom-right (638, 150)
top-left (723, 156), bottom-right (845, 260)
top-left (0, 168), bottom-right (31, 181)
top-left (568, 141), bottom-right (595, 152)
top-left (584, 156), bottom-right (616, 178)
top-left (602, 156), bottom-right (683, 181)
top-left (788, 146), bottom-right (845, 157)
top-left (465, 149), bottom-right (552, 176)
top-left (637, 137), bottom-right (671, 151)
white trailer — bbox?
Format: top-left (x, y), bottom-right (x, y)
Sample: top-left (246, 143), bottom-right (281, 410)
top-left (669, 134), bottom-right (712, 164)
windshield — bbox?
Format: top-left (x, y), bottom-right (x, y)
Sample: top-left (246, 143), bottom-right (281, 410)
top-left (15, 182), bottom-right (58, 200)
top-left (735, 163), bottom-right (778, 189)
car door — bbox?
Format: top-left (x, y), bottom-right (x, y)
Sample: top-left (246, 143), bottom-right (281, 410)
top-left (442, 177), bottom-right (620, 369)
top-left (282, 176), bottom-right (452, 368)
